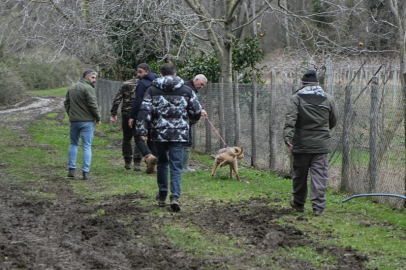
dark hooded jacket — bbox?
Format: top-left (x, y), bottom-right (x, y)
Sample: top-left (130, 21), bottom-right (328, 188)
top-left (130, 73), bottom-right (158, 119)
top-left (136, 75), bottom-right (202, 142)
top-left (283, 84), bottom-right (338, 153)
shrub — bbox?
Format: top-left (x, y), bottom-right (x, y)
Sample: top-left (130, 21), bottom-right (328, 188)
top-left (0, 64), bottom-right (26, 106)
top-left (17, 57), bottom-right (82, 90)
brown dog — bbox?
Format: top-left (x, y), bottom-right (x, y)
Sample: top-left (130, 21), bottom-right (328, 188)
top-left (211, 147), bottom-right (246, 182)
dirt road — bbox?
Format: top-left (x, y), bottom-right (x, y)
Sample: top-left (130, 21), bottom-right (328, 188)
top-left (0, 96), bottom-right (368, 269)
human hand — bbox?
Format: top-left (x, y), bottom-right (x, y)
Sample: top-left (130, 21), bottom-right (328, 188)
top-left (95, 120), bottom-right (101, 127)
top-left (286, 141), bottom-right (293, 150)
top-left (128, 118), bottom-right (134, 128)
top-left (201, 109), bottom-right (207, 118)
top-left (110, 115), bottom-right (117, 122)
top-left (140, 136), bottom-right (148, 141)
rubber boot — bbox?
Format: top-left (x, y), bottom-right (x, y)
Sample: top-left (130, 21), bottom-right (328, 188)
top-left (182, 150), bottom-right (196, 172)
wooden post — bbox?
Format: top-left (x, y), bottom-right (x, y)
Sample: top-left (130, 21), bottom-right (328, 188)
top-left (205, 83), bottom-right (213, 154)
top-left (251, 74), bottom-right (258, 167)
top-left (233, 71), bottom-right (241, 146)
top-left (326, 57), bottom-right (334, 95)
top-left (341, 85), bottom-right (352, 191)
top-left (369, 77), bottom-right (379, 193)
top-left (269, 70), bottom-right (277, 171)
top-left (218, 77), bottom-right (226, 148)
top-left (403, 72), bottom-right (406, 206)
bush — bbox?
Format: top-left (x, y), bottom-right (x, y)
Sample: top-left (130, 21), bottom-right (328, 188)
top-left (0, 64), bottom-right (26, 106)
top-left (17, 57), bottom-right (82, 90)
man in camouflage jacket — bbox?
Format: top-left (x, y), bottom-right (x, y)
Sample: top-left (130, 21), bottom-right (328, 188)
top-left (110, 74), bottom-right (142, 171)
top-left (136, 63), bottom-right (202, 212)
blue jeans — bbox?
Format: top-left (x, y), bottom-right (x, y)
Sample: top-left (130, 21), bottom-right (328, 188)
top-left (68, 121), bottom-right (95, 173)
top-left (155, 142), bottom-right (184, 199)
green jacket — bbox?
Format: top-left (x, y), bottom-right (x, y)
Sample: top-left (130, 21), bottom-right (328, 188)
top-left (283, 84), bottom-right (338, 153)
top-left (110, 78), bottom-right (138, 116)
top-left (64, 79), bottom-right (101, 122)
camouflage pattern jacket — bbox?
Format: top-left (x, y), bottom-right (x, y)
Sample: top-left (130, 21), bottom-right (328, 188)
top-left (110, 78), bottom-right (139, 116)
top-left (136, 75), bottom-right (202, 142)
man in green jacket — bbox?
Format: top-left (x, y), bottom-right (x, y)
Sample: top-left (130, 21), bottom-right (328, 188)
top-left (64, 70), bottom-right (101, 180)
top-left (283, 70), bottom-right (338, 216)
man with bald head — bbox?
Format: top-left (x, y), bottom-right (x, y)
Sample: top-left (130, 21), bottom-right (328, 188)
top-left (183, 74), bottom-right (208, 172)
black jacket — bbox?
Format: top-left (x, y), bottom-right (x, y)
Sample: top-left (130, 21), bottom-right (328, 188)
top-left (130, 73), bottom-right (158, 119)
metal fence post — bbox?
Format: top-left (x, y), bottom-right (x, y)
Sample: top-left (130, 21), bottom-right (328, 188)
top-left (205, 84), bottom-right (213, 154)
top-left (218, 77), bottom-right (226, 148)
top-left (251, 74), bottom-right (257, 167)
top-left (233, 71), bottom-right (241, 146)
top-left (269, 70), bottom-right (277, 171)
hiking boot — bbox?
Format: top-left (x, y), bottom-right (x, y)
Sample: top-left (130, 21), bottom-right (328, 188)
top-left (145, 154), bottom-right (157, 174)
top-left (124, 160), bottom-right (132, 170)
top-left (133, 161), bottom-right (141, 172)
top-left (290, 199), bottom-right (304, 212)
top-left (153, 164), bottom-right (157, 173)
top-left (313, 209), bottom-right (324, 216)
top-left (83, 172), bottom-right (90, 180)
top-left (67, 169), bottom-right (75, 178)
top-left (155, 193), bottom-right (167, 207)
top-left (170, 197), bottom-right (181, 212)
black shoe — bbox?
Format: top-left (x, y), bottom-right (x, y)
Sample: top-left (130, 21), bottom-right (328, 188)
top-left (313, 209), bottom-right (323, 216)
top-left (83, 172), bottom-right (90, 180)
top-left (67, 169), bottom-right (75, 178)
top-left (290, 199), bottom-right (304, 212)
top-left (155, 193), bottom-right (167, 207)
top-left (170, 197), bottom-right (181, 212)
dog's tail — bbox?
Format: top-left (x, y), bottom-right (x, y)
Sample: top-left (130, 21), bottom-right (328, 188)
top-left (235, 147), bottom-right (244, 157)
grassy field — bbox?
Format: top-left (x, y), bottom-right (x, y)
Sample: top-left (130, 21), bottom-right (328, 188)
top-left (0, 88), bottom-right (405, 269)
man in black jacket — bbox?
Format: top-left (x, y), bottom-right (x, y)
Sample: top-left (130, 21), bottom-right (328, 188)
top-left (129, 63), bottom-right (158, 174)
top-left (136, 63), bottom-right (202, 212)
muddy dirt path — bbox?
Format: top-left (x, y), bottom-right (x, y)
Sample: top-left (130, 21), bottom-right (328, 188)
top-left (0, 96), bottom-right (368, 269)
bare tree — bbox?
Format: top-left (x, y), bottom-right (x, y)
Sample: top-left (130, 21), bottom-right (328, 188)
top-left (182, 0), bottom-right (269, 82)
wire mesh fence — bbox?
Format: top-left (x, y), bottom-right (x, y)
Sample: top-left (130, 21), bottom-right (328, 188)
top-left (96, 79), bottom-right (406, 209)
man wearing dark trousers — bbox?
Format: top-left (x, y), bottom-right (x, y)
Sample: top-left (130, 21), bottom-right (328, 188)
top-left (183, 74), bottom-right (208, 172)
top-left (136, 63), bottom-right (202, 212)
top-left (110, 73), bottom-right (142, 171)
top-left (129, 63), bottom-right (158, 174)
top-left (283, 69), bottom-right (338, 216)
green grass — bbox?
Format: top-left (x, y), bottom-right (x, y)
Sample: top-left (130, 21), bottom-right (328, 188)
top-left (28, 87), bottom-right (69, 97)
top-left (163, 222), bottom-right (245, 258)
top-left (254, 246), bottom-right (338, 269)
top-left (0, 87), bottom-right (405, 269)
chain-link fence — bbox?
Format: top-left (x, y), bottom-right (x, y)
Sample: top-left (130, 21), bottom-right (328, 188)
top-left (96, 79), bottom-right (406, 209)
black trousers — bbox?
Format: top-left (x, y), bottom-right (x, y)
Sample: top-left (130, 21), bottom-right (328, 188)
top-left (135, 130), bottom-right (157, 157)
top-left (122, 113), bottom-right (142, 162)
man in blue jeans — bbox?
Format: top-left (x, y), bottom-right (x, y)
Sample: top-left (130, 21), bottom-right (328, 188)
top-left (136, 63), bottom-right (202, 211)
top-left (64, 70), bottom-right (101, 180)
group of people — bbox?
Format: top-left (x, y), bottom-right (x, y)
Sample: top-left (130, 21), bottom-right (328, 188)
top-left (64, 63), bottom-right (207, 211)
top-left (64, 65), bottom-right (337, 215)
